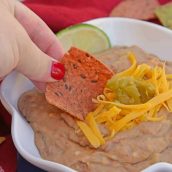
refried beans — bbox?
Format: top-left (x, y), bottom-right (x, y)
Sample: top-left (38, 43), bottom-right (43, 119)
top-left (18, 46), bottom-right (172, 172)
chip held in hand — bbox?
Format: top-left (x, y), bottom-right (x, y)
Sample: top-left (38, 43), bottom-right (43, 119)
top-left (45, 47), bottom-right (113, 120)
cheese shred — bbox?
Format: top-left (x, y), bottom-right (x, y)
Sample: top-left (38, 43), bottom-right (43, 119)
top-left (77, 52), bottom-right (172, 148)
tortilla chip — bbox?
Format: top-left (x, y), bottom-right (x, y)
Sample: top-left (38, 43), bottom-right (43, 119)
top-left (45, 47), bottom-right (113, 120)
top-left (109, 0), bottom-right (159, 20)
top-left (155, 3), bottom-right (172, 29)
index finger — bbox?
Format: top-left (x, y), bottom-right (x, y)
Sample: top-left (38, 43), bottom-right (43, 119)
top-left (14, 2), bottom-right (64, 60)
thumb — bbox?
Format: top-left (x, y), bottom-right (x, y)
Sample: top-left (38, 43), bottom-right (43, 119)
top-left (16, 36), bottom-right (65, 82)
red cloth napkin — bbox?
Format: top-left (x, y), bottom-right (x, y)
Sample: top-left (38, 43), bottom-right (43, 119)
top-left (23, 0), bottom-right (171, 33)
top-left (0, 0), bottom-right (172, 171)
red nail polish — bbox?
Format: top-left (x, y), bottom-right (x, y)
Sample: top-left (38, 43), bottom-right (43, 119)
top-left (51, 62), bottom-right (65, 80)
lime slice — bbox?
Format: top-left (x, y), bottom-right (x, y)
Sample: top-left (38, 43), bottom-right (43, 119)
top-left (155, 3), bottom-right (172, 29)
top-left (56, 24), bottom-right (111, 53)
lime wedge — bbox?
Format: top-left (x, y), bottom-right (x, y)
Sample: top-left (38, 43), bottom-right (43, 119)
top-left (155, 3), bottom-right (172, 29)
top-left (56, 24), bottom-right (111, 53)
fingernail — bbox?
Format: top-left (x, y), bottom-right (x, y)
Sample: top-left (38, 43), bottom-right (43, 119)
top-left (51, 62), bottom-right (65, 80)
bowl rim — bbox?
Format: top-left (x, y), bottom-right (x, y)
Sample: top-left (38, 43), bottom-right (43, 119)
top-left (86, 17), bottom-right (172, 34)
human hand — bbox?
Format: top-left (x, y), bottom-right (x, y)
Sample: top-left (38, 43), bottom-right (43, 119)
top-left (0, 0), bottom-right (65, 89)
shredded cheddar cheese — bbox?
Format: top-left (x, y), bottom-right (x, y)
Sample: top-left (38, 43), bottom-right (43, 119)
top-left (0, 137), bottom-right (5, 144)
top-left (77, 52), bottom-right (172, 148)
top-left (115, 52), bottom-right (137, 77)
top-left (76, 120), bottom-right (100, 148)
top-left (86, 113), bottom-right (105, 144)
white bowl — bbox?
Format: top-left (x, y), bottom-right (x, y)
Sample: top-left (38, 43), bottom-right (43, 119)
top-left (1, 17), bottom-right (172, 172)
